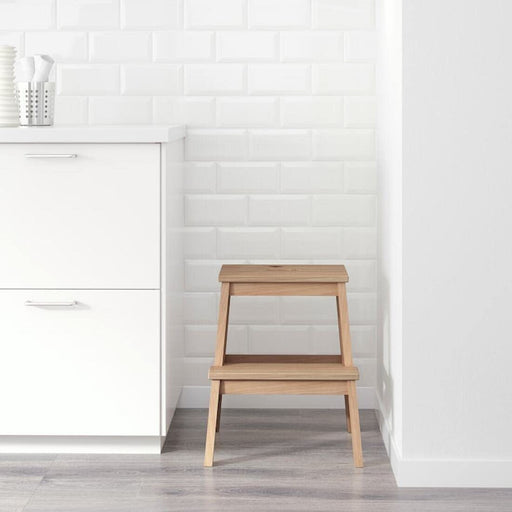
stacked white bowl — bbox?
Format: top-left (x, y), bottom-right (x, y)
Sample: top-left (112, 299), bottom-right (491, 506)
top-left (0, 45), bottom-right (19, 127)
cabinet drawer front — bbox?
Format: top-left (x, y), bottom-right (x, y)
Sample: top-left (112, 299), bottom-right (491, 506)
top-left (0, 290), bottom-right (160, 436)
top-left (0, 144), bottom-right (160, 289)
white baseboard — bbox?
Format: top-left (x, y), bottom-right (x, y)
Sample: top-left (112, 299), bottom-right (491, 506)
top-left (395, 458), bottom-right (512, 488)
top-left (0, 436), bottom-right (162, 454)
top-left (374, 396), bottom-right (403, 485)
top-left (177, 385), bottom-right (376, 409)
top-left (375, 394), bottom-right (512, 488)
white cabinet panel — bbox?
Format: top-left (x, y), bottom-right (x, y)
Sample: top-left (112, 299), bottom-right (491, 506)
top-left (0, 144), bottom-right (160, 289)
top-left (0, 290), bottom-right (160, 436)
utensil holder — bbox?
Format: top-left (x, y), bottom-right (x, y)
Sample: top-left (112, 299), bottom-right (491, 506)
top-left (16, 82), bottom-right (55, 126)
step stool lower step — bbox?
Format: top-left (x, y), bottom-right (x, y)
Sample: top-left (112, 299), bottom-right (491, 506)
top-left (209, 362), bottom-right (359, 381)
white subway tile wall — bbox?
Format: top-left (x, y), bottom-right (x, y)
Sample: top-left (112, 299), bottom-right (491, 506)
top-left (90, 32), bottom-right (152, 62)
top-left (14, 0), bottom-right (376, 405)
top-left (121, 64), bottom-right (182, 94)
top-left (26, 32), bottom-right (88, 61)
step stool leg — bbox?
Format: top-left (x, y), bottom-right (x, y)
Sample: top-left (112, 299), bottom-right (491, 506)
top-left (205, 282), bottom-right (231, 466)
top-left (344, 395), bottom-right (351, 433)
top-left (336, 284), bottom-right (353, 365)
top-left (347, 381), bottom-right (363, 468)
top-left (214, 282), bottom-right (230, 434)
top-left (214, 282), bottom-right (231, 365)
top-left (204, 380), bottom-right (221, 467)
top-left (336, 285), bottom-right (354, 434)
top-left (215, 394), bottom-right (222, 432)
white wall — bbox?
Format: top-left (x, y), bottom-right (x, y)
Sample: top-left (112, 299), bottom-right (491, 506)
top-left (376, 0), bottom-right (403, 457)
top-left (378, 0), bottom-right (512, 487)
top-left (1, 0), bottom-right (378, 408)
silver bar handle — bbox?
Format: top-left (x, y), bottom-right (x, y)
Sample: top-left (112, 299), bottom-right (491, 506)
top-left (24, 154), bottom-right (77, 159)
top-left (25, 300), bottom-right (77, 307)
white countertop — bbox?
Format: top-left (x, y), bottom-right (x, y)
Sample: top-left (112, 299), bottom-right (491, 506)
top-left (0, 125), bottom-right (185, 143)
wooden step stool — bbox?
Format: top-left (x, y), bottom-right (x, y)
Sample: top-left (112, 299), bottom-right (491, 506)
top-left (204, 264), bottom-right (363, 468)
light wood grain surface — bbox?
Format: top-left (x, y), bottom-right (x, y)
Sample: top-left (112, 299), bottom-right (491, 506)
top-left (204, 381), bottom-right (220, 467)
top-left (224, 355), bottom-right (343, 364)
top-left (219, 264), bottom-right (349, 283)
top-left (209, 363), bottom-right (359, 381)
top-left (213, 282), bottom-right (230, 366)
top-left (230, 282), bottom-right (340, 296)
top-left (206, 263), bottom-right (362, 467)
top-left (220, 380), bottom-right (349, 395)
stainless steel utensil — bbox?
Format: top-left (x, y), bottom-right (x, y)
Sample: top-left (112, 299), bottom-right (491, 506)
top-left (16, 81), bottom-right (55, 126)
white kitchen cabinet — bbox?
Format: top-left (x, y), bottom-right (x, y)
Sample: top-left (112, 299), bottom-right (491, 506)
top-left (0, 126), bottom-right (185, 454)
top-left (0, 290), bottom-right (160, 436)
top-left (0, 143), bottom-right (160, 289)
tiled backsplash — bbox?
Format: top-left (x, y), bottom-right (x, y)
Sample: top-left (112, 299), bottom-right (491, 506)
top-left (1, 0), bottom-right (377, 407)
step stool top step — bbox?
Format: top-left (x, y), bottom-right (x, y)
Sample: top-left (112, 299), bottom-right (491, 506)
top-left (219, 264), bottom-right (348, 283)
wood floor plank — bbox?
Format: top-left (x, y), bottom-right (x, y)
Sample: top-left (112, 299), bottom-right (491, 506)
top-left (8, 409), bottom-right (512, 512)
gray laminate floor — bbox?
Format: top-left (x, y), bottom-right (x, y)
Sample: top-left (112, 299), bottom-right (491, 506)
top-left (2, 409), bottom-right (511, 512)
